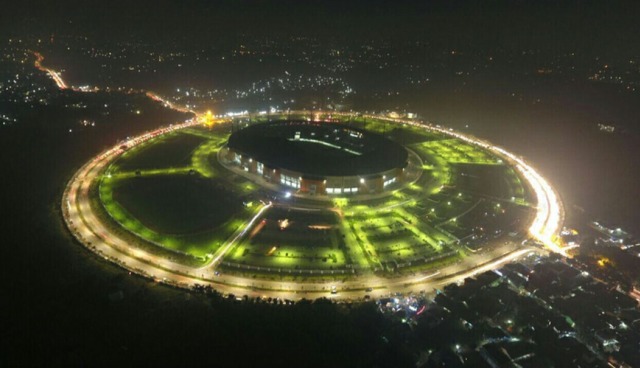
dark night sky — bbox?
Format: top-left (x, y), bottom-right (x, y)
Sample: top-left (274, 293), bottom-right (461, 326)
top-left (3, 0), bottom-right (639, 56)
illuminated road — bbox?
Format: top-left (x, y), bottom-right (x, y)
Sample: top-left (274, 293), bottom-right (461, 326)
top-left (145, 91), bottom-right (196, 115)
top-left (32, 51), bottom-right (68, 90)
top-left (37, 50), bottom-right (566, 300)
top-left (32, 51), bottom-right (196, 115)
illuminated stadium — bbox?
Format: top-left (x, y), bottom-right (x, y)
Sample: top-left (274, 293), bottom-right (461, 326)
top-left (222, 120), bottom-right (409, 195)
top-left (62, 110), bottom-right (565, 300)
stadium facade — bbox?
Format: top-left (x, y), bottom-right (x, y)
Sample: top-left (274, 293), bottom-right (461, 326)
top-left (222, 120), bottom-right (408, 196)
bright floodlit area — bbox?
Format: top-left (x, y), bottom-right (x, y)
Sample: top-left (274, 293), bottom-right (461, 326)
top-left (90, 112), bottom-right (537, 281)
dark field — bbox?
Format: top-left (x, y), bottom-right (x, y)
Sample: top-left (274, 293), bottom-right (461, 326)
top-left (116, 132), bottom-right (207, 171)
top-left (453, 164), bottom-right (528, 201)
top-left (112, 174), bottom-right (242, 234)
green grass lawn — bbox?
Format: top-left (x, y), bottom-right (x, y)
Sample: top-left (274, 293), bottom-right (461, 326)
top-left (225, 207), bottom-right (352, 270)
top-left (100, 172), bottom-right (256, 257)
top-left (347, 209), bottom-right (455, 266)
top-left (95, 124), bottom-right (269, 258)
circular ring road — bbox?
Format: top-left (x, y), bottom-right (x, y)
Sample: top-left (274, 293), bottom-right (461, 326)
top-left (62, 111), bottom-right (564, 300)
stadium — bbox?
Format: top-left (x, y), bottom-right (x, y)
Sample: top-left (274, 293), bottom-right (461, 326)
top-left (221, 120), bottom-right (409, 196)
top-left (62, 110), bottom-right (564, 300)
